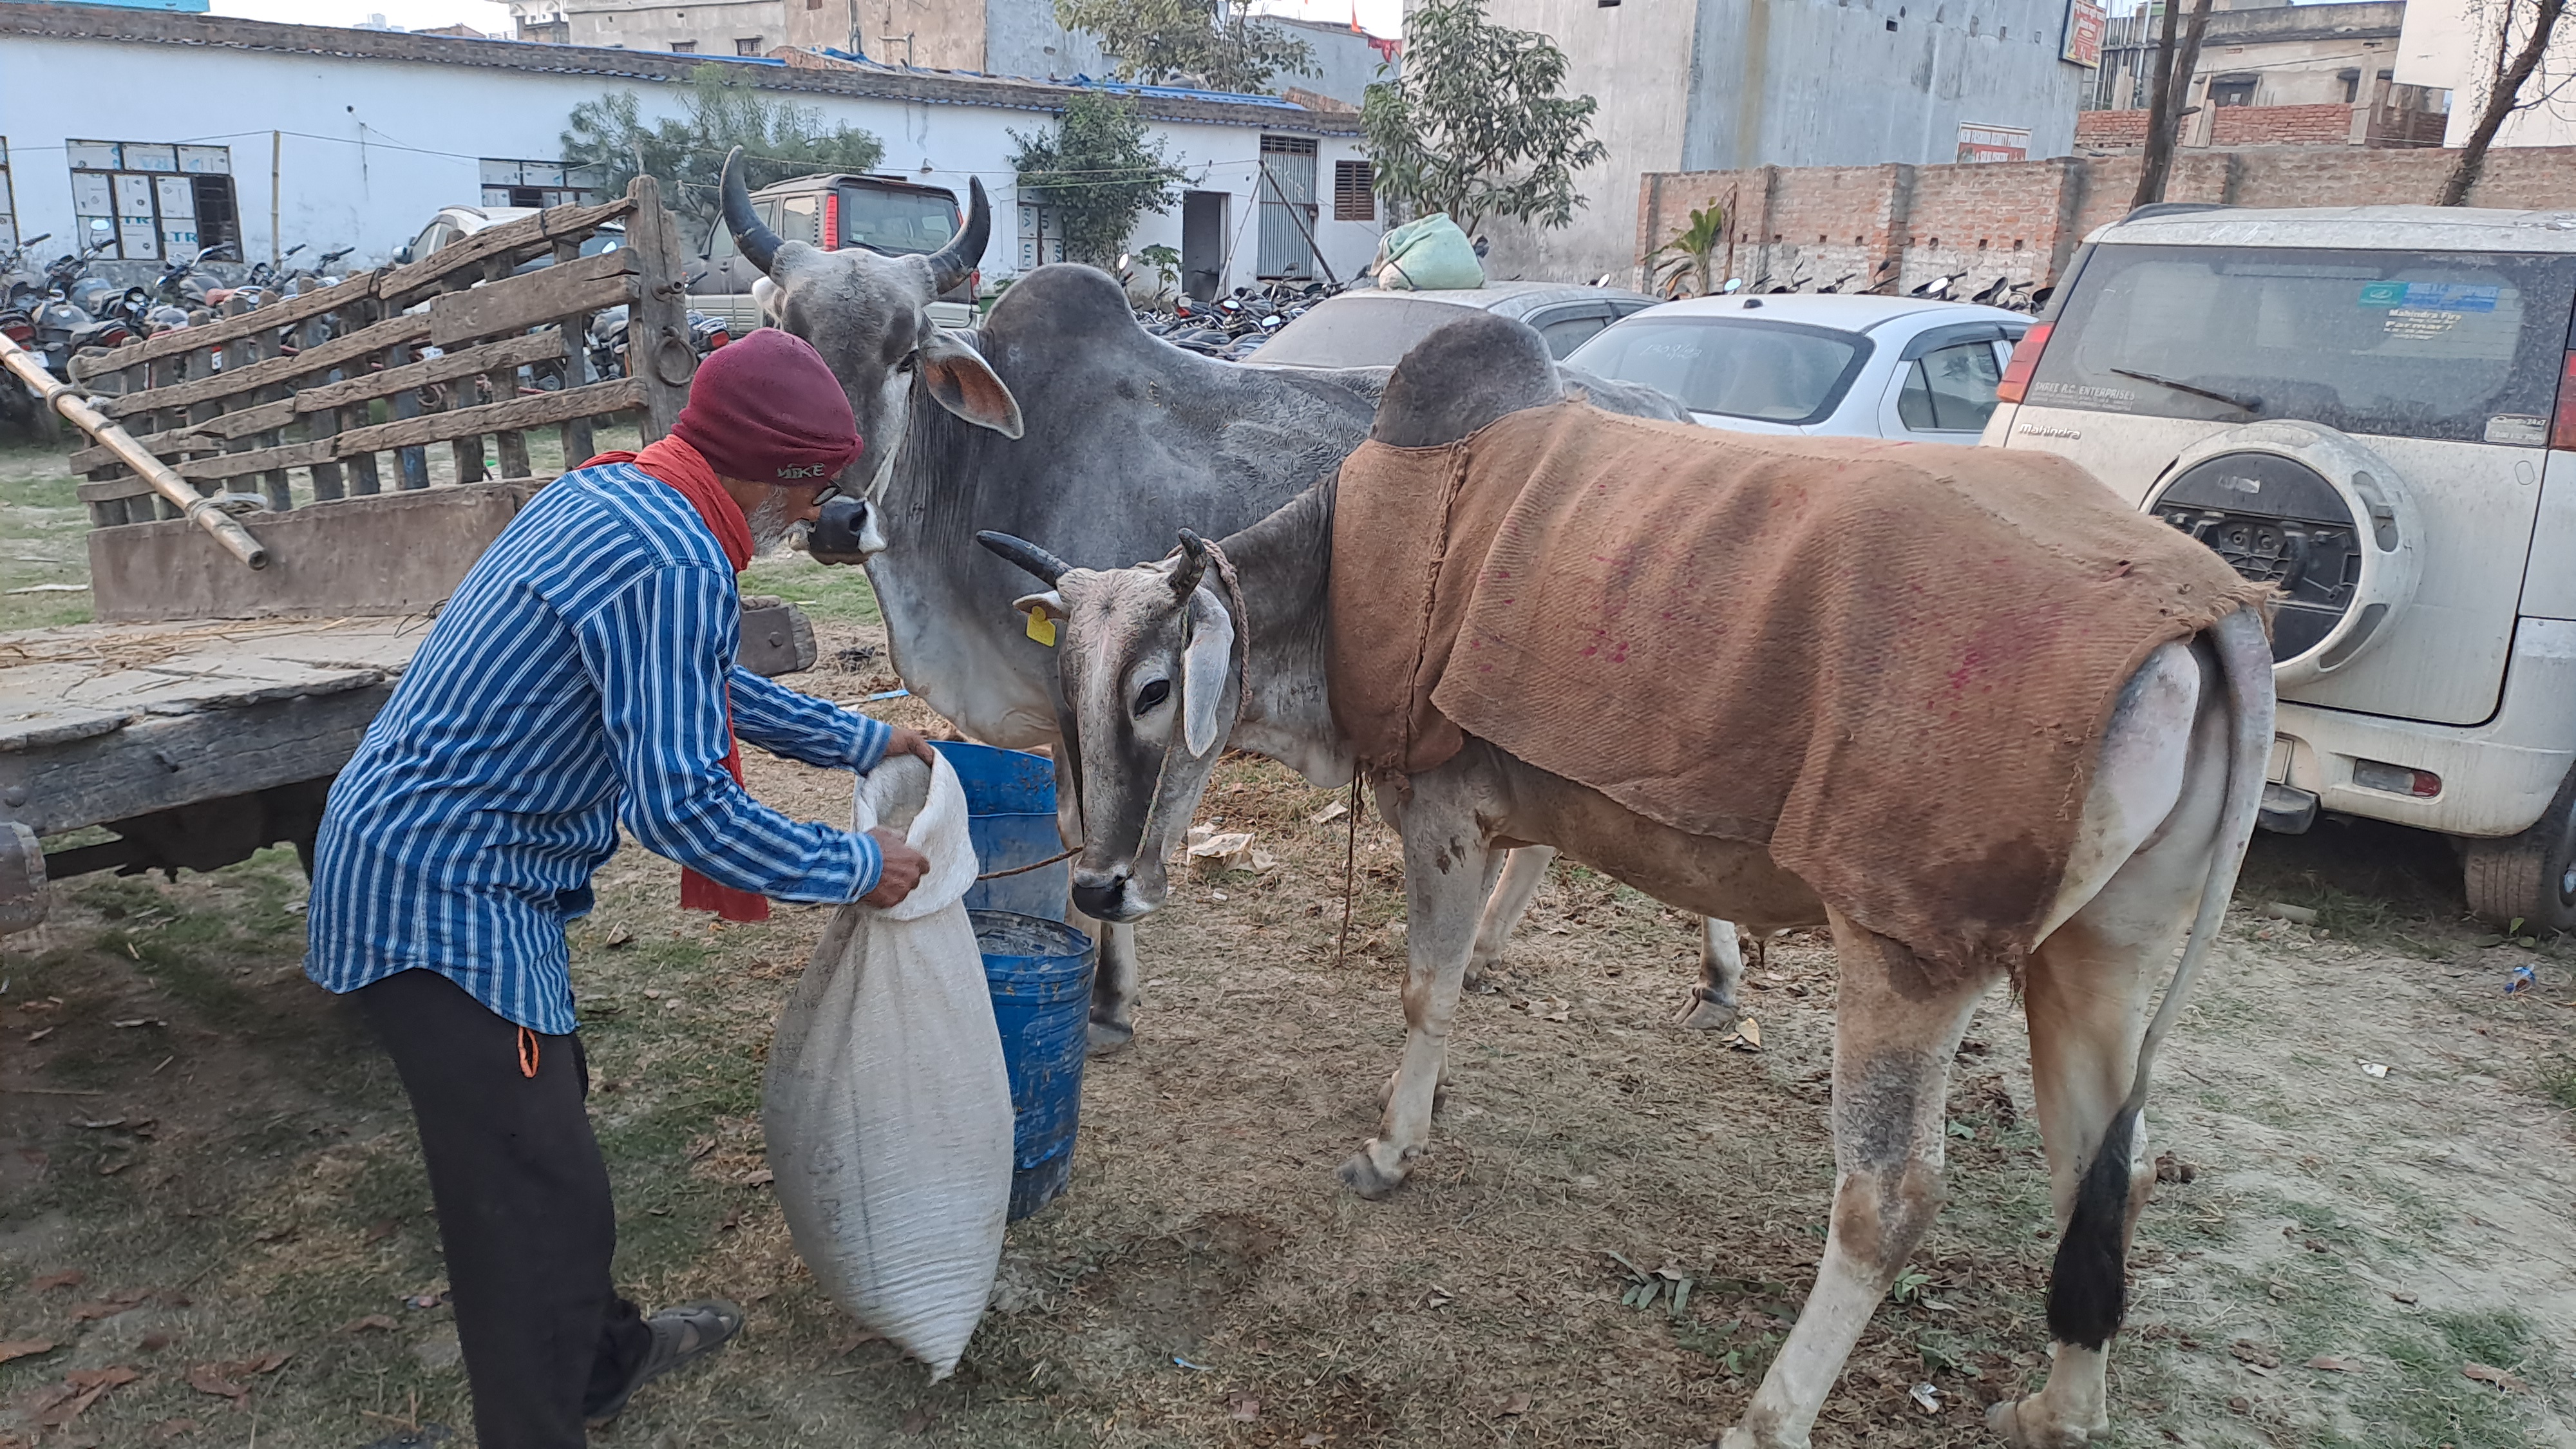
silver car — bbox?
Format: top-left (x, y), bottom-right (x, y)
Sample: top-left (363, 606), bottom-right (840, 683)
top-left (1242, 281), bottom-right (1657, 370)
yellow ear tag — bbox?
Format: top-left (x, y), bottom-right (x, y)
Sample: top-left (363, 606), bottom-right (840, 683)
top-left (1025, 603), bottom-right (1058, 647)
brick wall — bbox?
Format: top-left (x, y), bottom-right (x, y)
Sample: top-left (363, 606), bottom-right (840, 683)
top-left (2075, 109), bottom-right (2151, 148)
top-left (2211, 103), bottom-right (2358, 148)
top-left (1638, 144), bottom-right (2576, 292)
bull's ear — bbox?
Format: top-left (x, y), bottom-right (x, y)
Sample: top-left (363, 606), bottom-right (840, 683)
top-left (920, 330), bottom-right (1024, 439)
top-left (1012, 589), bottom-right (1066, 620)
top-left (1180, 586), bottom-right (1236, 757)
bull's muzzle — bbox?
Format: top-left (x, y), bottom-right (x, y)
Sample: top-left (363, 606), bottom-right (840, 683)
top-left (1072, 866), bottom-right (1149, 923)
top-left (808, 496), bottom-right (874, 565)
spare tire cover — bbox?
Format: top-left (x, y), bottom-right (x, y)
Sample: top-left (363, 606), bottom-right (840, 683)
top-left (2144, 421), bottom-right (2421, 688)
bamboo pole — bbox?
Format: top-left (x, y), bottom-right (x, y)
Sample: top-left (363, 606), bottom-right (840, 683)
top-left (0, 332), bottom-right (269, 569)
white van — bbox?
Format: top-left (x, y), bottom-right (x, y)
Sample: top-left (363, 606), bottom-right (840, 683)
top-left (1985, 204), bottom-right (2576, 927)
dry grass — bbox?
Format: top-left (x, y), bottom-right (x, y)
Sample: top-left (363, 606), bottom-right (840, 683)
top-left (3, 616), bottom-right (2573, 1448)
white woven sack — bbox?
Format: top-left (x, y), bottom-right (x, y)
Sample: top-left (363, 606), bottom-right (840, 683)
top-left (762, 751), bottom-right (1012, 1380)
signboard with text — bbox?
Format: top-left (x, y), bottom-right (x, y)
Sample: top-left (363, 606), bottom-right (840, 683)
top-left (2063, 0), bottom-right (2105, 66)
top-left (1957, 124), bottom-right (2033, 164)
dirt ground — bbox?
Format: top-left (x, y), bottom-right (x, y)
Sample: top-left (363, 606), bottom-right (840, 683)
top-left (3, 549), bottom-right (2573, 1448)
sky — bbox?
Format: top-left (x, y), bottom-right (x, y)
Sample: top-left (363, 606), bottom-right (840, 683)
top-left (207, 0), bottom-right (1407, 43)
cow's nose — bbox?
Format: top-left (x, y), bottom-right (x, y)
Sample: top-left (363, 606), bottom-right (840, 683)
top-left (808, 495), bottom-right (871, 564)
top-left (1071, 869), bottom-right (1130, 922)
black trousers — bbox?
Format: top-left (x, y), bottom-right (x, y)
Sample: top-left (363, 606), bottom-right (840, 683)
top-left (356, 969), bottom-right (652, 1449)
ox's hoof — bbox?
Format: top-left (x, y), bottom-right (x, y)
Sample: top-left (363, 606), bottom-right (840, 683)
top-left (1335, 1144), bottom-right (1407, 1200)
top-left (1987, 1396), bottom-right (2102, 1448)
top-left (1673, 989), bottom-right (1739, 1032)
top-left (1086, 1019), bottom-right (1135, 1056)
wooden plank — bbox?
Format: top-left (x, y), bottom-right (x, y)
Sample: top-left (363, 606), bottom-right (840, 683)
top-left (293, 328), bottom-right (566, 416)
top-left (378, 194), bottom-right (637, 306)
top-left (170, 436), bottom-right (339, 483)
top-left (102, 313), bottom-right (431, 419)
top-left (0, 685), bottom-right (395, 837)
top-left (70, 420), bottom-right (237, 471)
top-left (334, 376), bottom-right (644, 456)
top-left (69, 269), bottom-right (382, 380)
top-left (623, 175), bottom-right (693, 444)
top-left (77, 475), bottom-right (159, 505)
top-left (305, 316), bottom-right (347, 503)
top-left (551, 233), bottom-right (598, 467)
top-left (426, 251), bottom-right (638, 348)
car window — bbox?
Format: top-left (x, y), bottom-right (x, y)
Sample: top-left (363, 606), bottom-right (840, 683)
top-left (706, 219), bottom-right (737, 260)
top-left (841, 185), bottom-right (959, 255)
top-left (1567, 317), bottom-right (1873, 425)
top-left (580, 229), bottom-right (623, 258)
top-left (2032, 242), bottom-right (2576, 444)
top-left (777, 194), bottom-right (822, 245)
top-left (413, 223), bottom-right (449, 259)
top-left (1896, 339), bottom-right (2005, 432)
top-left (1252, 296), bottom-right (1481, 368)
top-left (1533, 307), bottom-right (1610, 359)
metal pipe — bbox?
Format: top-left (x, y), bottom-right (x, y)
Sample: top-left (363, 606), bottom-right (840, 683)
top-left (0, 332), bottom-right (269, 569)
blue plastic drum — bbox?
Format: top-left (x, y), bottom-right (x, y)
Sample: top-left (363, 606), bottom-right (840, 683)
top-left (929, 741), bottom-right (1068, 923)
top-left (971, 909), bottom-right (1096, 1220)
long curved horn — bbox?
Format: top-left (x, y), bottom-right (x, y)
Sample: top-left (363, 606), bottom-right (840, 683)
top-left (721, 147), bottom-right (782, 276)
top-left (1171, 529), bottom-right (1210, 598)
top-left (925, 176), bottom-right (990, 295)
top-left (977, 530), bottom-right (1072, 584)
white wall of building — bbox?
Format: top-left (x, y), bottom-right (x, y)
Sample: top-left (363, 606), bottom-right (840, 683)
top-left (0, 33), bottom-right (1376, 291)
top-left (2396, 0), bottom-right (2576, 146)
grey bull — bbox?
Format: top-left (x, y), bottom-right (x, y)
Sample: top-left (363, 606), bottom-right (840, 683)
top-left (714, 150), bottom-right (1741, 1048)
top-left (980, 312), bottom-right (2277, 1448)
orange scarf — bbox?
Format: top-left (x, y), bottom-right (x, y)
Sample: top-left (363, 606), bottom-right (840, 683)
top-left (583, 437), bottom-right (770, 923)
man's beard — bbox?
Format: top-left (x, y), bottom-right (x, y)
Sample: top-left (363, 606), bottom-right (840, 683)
top-left (744, 489), bottom-right (800, 556)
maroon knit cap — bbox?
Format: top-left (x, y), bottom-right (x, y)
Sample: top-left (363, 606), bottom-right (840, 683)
top-left (670, 328), bottom-right (861, 486)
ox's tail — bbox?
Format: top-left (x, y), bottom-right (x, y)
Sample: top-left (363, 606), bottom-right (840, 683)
top-left (2047, 607), bottom-right (2275, 1351)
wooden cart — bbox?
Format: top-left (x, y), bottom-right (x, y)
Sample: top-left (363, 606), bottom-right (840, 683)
top-left (0, 178), bottom-right (813, 933)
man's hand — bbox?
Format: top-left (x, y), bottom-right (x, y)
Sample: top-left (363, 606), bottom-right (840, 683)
top-left (883, 726), bottom-right (940, 767)
top-left (861, 826), bottom-right (928, 907)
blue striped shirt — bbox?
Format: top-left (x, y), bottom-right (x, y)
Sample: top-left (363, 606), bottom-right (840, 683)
top-left (305, 460), bottom-right (890, 1033)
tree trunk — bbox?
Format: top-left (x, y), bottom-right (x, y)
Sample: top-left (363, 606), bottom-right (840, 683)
top-left (2439, 0), bottom-right (2568, 205)
top-left (2132, 0), bottom-right (2218, 209)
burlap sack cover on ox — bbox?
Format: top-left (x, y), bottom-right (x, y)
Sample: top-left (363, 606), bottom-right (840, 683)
top-left (763, 752), bottom-right (1012, 1379)
top-left (1328, 401), bottom-right (2271, 982)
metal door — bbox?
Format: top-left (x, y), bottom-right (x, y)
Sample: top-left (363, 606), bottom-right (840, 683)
top-left (1256, 136), bottom-right (1318, 280)
top-left (1181, 191), bottom-right (1227, 301)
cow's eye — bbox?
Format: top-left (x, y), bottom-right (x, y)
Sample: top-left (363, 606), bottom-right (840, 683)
top-left (1133, 679), bottom-right (1170, 715)
top-left (896, 350), bottom-right (919, 374)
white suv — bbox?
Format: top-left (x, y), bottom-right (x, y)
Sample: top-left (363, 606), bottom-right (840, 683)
top-left (1987, 204), bottom-right (2576, 927)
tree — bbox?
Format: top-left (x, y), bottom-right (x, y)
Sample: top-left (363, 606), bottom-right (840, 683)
top-left (2132, 0), bottom-right (2217, 209)
top-left (562, 64), bottom-right (885, 231)
top-left (1360, 0), bottom-right (1607, 234)
top-left (1054, 0), bottom-right (1314, 94)
top-left (1010, 91), bottom-right (1188, 268)
top-left (2439, 0), bottom-right (2573, 205)
top-left (1653, 204), bottom-right (1728, 298)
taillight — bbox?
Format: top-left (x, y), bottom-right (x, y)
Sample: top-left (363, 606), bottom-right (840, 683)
top-left (2352, 758), bottom-right (2441, 798)
top-left (823, 192), bottom-right (840, 251)
top-left (2553, 349), bottom-right (2576, 450)
top-left (2, 322), bottom-right (31, 345)
top-left (1996, 322), bottom-right (2052, 405)
top-left (708, 329), bottom-right (730, 349)
top-left (969, 268), bottom-right (980, 301)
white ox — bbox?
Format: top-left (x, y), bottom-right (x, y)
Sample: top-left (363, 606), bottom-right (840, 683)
top-left (978, 314), bottom-right (2275, 1448)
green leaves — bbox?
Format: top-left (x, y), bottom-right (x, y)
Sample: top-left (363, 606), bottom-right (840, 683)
top-left (1009, 93), bottom-right (1189, 269)
top-left (560, 64), bottom-right (886, 232)
top-left (1054, 0), bottom-right (1315, 94)
top-left (1359, 0), bottom-right (1607, 234)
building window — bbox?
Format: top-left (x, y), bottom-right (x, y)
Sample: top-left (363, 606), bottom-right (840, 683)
top-left (2210, 76), bottom-right (2258, 107)
top-left (670, 40), bottom-right (697, 52)
top-left (520, 19), bottom-right (569, 42)
top-left (480, 159), bottom-right (605, 211)
top-left (66, 140), bottom-right (236, 262)
top-left (735, 35), bottom-right (762, 53)
top-left (1017, 202), bottom-right (1065, 269)
top-left (1333, 160), bottom-right (1375, 222)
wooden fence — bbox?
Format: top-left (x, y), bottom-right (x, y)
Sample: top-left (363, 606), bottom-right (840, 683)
top-left (66, 176), bottom-right (694, 535)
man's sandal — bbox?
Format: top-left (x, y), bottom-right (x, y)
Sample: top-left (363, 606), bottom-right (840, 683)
top-left (585, 1298), bottom-right (744, 1426)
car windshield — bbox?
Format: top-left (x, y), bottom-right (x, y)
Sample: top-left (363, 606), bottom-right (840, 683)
top-left (841, 186), bottom-right (957, 255)
top-left (1251, 295), bottom-right (1482, 368)
top-left (1567, 317), bottom-right (1870, 424)
top-left (2031, 243), bottom-right (2576, 444)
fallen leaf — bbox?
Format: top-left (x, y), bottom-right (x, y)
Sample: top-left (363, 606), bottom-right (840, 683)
top-left (603, 925), bottom-right (634, 949)
top-left (2390, 1289), bottom-right (2419, 1305)
top-left (1229, 1395), bottom-right (1261, 1421)
top-left (363, 1218), bottom-right (400, 1244)
top-left (2306, 1356), bottom-right (2361, 1372)
top-left (0, 1341), bottom-right (57, 1365)
top-left (746, 1169), bottom-right (775, 1187)
top-left (831, 1329), bottom-right (884, 1357)
top-left (36, 1365), bottom-right (140, 1426)
top-left (147, 1419), bottom-right (201, 1441)
top-left (250, 1227), bottom-right (295, 1245)
top-left (1909, 1382), bottom-right (1944, 1413)
top-left (138, 1332), bottom-right (172, 1352)
top-left (187, 1365), bottom-right (249, 1405)
top-left (2226, 1396), bottom-right (2252, 1415)
top-left (29, 1271), bottom-right (84, 1293)
top-left (341, 1315), bottom-right (399, 1335)
top-left (2463, 1362), bottom-right (2528, 1392)
top-left (898, 1406), bottom-right (934, 1435)
top-left (1310, 800), bottom-right (1348, 826)
top-left (2229, 1341), bottom-right (2282, 1370)
top-left (1499, 1392), bottom-right (1533, 1416)
top-left (1730, 1016), bottom-right (1764, 1052)
top-left (69, 1289), bottom-right (150, 1321)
